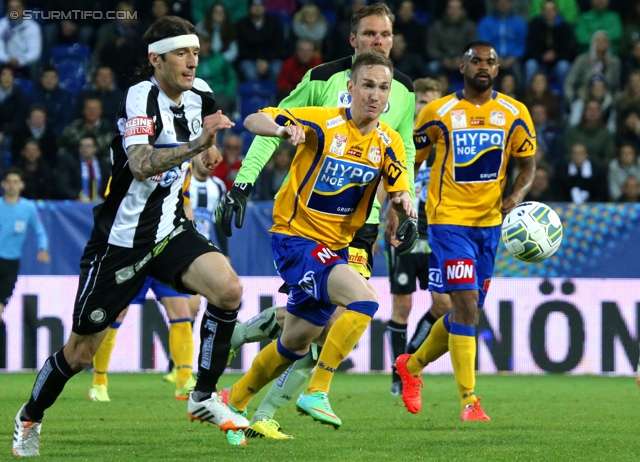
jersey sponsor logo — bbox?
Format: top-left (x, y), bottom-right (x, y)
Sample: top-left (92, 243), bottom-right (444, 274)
top-left (470, 117), bottom-right (485, 126)
top-left (451, 109), bottom-right (467, 128)
top-left (307, 157), bottom-right (378, 216)
top-left (190, 118), bottom-right (201, 134)
top-left (428, 268), bottom-right (443, 288)
top-left (497, 98), bottom-right (519, 115)
top-left (377, 127), bottom-right (392, 145)
top-left (386, 163), bottom-right (404, 186)
top-left (326, 115), bottom-right (346, 129)
top-left (298, 270), bottom-right (318, 298)
top-left (311, 244), bottom-right (341, 265)
top-left (14, 220), bottom-right (26, 233)
top-left (348, 247), bottom-right (370, 278)
top-left (368, 147), bottom-right (381, 164)
top-left (346, 148), bottom-right (362, 158)
top-left (413, 132), bottom-right (430, 150)
top-left (149, 166), bottom-right (183, 187)
top-left (517, 139), bottom-right (535, 153)
top-left (329, 133), bottom-right (348, 156)
top-left (489, 110), bottom-right (506, 126)
top-left (436, 97), bottom-right (459, 117)
top-left (451, 129), bottom-right (505, 183)
top-left (337, 91), bottom-right (352, 107)
top-left (482, 278), bottom-right (491, 292)
top-left (124, 116), bottom-right (154, 137)
top-left (444, 259), bottom-right (475, 284)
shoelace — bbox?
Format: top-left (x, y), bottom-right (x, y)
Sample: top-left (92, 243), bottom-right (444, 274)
top-left (407, 377), bottom-right (424, 399)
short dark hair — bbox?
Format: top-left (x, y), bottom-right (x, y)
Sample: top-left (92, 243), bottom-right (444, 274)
top-left (134, 16), bottom-right (198, 82)
top-left (80, 133), bottom-right (98, 145)
top-left (2, 167), bottom-right (22, 181)
top-left (351, 3), bottom-right (394, 35)
top-left (351, 50), bottom-right (394, 82)
top-left (29, 103), bottom-right (47, 115)
top-left (414, 77), bottom-right (441, 94)
top-left (40, 65), bottom-right (58, 76)
top-left (463, 40), bottom-right (495, 54)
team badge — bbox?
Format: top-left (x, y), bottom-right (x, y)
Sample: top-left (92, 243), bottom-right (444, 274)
top-left (329, 133), bottom-right (348, 156)
top-left (190, 118), bottom-right (201, 134)
top-left (451, 110), bottom-right (467, 129)
top-left (490, 110), bottom-right (506, 126)
top-left (368, 147), bottom-right (381, 163)
top-left (89, 309), bottom-right (107, 323)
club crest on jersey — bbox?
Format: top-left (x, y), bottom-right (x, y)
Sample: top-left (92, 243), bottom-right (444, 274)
top-left (451, 109), bottom-right (467, 128)
top-left (451, 128), bottom-right (505, 182)
top-left (368, 147), bottom-right (381, 163)
top-left (191, 118), bottom-right (201, 134)
top-left (444, 259), bottom-right (475, 284)
top-left (489, 110), bottom-right (506, 126)
top-left (124, 116), bottom-right (154, 137)
top-left (329, 133), bottom-right (348, 156)
top-left (308, 157), bottom-right (378, 215)
top-left (337, 91), bottom-right (352, 107)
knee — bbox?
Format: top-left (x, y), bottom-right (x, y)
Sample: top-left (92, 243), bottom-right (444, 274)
top-left (218, 276), bottom-right (243, 310)
top-left (63, 343), bottom-right (95, 371)
top-left (431, 295), bottom-right (452, 318)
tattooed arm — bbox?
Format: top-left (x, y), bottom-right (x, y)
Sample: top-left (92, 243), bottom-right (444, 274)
top-left (127, 110), bottom-right (234, 181)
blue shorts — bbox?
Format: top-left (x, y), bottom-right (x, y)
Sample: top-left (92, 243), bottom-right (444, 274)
top-left (271, 233), bottom-right (348, 327)
top-left (131, 277), bottom-right (189, 305)
top-left (428, 224), bottom-right (501, 308)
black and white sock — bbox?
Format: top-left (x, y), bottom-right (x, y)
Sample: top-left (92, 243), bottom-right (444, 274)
top-left (386, 320), bottom-right (407, 383)
top-left (407, 310), bottom-right (437, 354)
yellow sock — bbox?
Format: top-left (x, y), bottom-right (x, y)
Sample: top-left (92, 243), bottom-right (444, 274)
top-left (449, 328), bottom-right (477, 410)
top-left (169, 320), bottom-right (193, 389)
top-left (306, 310), bottom-right (371, 395)
top-left (406, 315), bottom-right (450, 376)
top-left (230, 340), bottom-right (296, 411)
top-left (92, 326), bottom-right (118, 387)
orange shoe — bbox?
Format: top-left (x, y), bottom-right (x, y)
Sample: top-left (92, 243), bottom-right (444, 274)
top-left (461, 398), bottom-right (491, 421)
top-left (395, 353), bottom-right (423, 414)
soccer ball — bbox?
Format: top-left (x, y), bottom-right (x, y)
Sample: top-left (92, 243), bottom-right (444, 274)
top-left (501, 201), bottom-right (563, 262)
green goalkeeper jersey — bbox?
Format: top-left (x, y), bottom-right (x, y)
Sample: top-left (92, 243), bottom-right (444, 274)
top-left (236, 55), bottom-right (416, 225)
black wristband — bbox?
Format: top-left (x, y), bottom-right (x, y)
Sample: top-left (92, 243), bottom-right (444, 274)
top-left (231, 183), bottom-right (252, 197)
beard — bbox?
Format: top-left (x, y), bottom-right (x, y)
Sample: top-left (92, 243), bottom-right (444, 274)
top-left (465, 73), bottom-right (495, 92)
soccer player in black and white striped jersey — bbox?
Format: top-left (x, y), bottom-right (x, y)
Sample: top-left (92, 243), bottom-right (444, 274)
top-left (12, 16), bottom-right (249, 457)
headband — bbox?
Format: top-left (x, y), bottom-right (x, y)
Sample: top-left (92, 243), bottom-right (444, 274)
top-left (148, 35), bottom-right (200, 54)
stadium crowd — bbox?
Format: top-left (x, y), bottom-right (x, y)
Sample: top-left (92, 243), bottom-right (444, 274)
top-left (0, 0), bottom-right (639, 203)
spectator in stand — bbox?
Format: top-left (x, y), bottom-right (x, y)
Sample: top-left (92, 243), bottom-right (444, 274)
top-left (0, 0), bottom-right (41, 81)
top-left (16, 140), bottom-right (55, 200)
top-left (428, 0), bottom-right (486, 23)
top-left (194, 32), bottom-right (237, 116)
top-left (0, 66), bottom-right (27, 155)
top-left (145, 0), bottom-right (170, 22)
top-left (564, 30), bottom-right (621, 104)
top-left (478, 0), bottom-right (527, 90)
top-left (555, 142), bottom-right (609, 203)
top-left (136, 0), bottom-right (191, 20)
top-left (426, 0), bottom-right (476, 80)
top-left (30, 66), bottom-right (72, 135)
top-left (75, 66), bottom-right (124, 123)
top-left (237, 0), bottom-right (286, 82)
top-left (622, 41), bottom-right (640, 84)
top-left (616, 71), bottom-right (640, 119)
top-left (10, 105), bottom-right (57, 169)
top-left (41, 1), bottom-right (93, 64)
top-left (56, 134), bottom-right (110, 201)
top-left (617, 176), bottom-right (640, 202)
top-left (394, 1), bottom-right (427, 59)
top-left (193, 0), bottom-right (247, 24)
top-left (254, 141), bottom-right (294, 200)
top-left (575, 0), bottom-right (622, 55)
top-left (292, 4), bottom-right (328, 50)
top-left (621, 0), bottom-right (640, 57)
top-left (616, 109), bottom-right (640, 146)
top-left (277, 39), bottom-right (322, 102)
top-left (529, 0), bottom-right (580, 25)
top-left (496, 72), bottom-right (518, 99)
top-left (322, 0), bottom-right (368, 63)
top-left (523, 72), bottom-right (561, 122)
top-left (58, 97), bottom-right (116, 162)
top-left (389, 33), bottom-right (427, 82)
top-left (94, 1), bottom-right (147, 88)
top-left (523, 163), bottom-right (557, 202)
top-left (524, 0), bottom-right (575, 87)
top-left (196, 3), bottom-right (238, 64)
top-left (563, 99), bottom-right (617, 164)
top-left (608, 143), bottom-right (640, 200)
top-left (265, 0), bottom-right (298, 15)
top-left (529, 102), bottom-right (562, 164)
top-left (435, 72), bottom-right (452, 95)
top-left (212, 133), bottom-right (243, 191)
top-left (568, 74), bottom-right (616, 132)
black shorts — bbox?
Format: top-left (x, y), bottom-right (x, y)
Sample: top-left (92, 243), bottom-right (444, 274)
top-left (386, 245), bottom-right (430, 295)
top-left (0, 258), bottom-right (20, 305)
top-left (348, 223), bottom-right (379, 279)
top-left (72, 222), bottom-right (219, 335)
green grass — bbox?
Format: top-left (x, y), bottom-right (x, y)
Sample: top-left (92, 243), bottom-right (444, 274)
top-left (2, 373), bottom-right (640, 461)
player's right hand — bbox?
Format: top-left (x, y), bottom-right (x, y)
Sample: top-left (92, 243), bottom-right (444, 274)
top-left (395, 218), bottom-right (418, 256)
top-left (200, 110), bottom-right (234, 148)
top-left (215, 183), bottom-right (252, 237)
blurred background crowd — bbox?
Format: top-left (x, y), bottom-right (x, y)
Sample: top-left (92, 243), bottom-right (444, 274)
top-left (0, 0), bottom-right (639, 205)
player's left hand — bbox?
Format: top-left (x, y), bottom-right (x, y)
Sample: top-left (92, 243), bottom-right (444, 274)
top-left (215, 183), bottom-right (252, 237)
top-left (201, 146), bottom-right (223, 170)
top-left (395, 218), bottom-right (418, 256)
top-left (501, 195), bottom-right (520, 218)
top-left (389, 196), bottom-right (418, 219)
top-left (37, 250), bottom-right (50, 264)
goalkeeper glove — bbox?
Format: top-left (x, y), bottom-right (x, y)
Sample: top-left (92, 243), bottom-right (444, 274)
top-left (215, 183), bottom-right (252, 237)
top-left (396, 218), bottom-right (418, 256)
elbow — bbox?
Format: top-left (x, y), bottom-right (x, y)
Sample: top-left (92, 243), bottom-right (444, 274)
top-left (243, 115), bottom-right (255, 131)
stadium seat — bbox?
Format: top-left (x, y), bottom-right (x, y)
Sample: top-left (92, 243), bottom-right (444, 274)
top-left (321, 9), bottom-right (337, 26)
top-left (50, 44), bottom-right (91, 93)
top-left (414, 10), bottom-right (431, 25)
top-left (269, 11), bottom-right (292, 40)
top-left (14, 78), bottom-right (34, 95)
top-left (236, 81), bottom-right (277, 119)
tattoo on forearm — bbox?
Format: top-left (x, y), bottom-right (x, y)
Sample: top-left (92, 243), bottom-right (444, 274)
top-left (128, 139), bottom-right (204, 178)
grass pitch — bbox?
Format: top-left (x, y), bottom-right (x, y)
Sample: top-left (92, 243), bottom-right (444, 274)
top-left (1, 372), bottom-right (640, 461)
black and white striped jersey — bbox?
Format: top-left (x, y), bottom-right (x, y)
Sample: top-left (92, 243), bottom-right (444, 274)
top-left (189, 171), bottom-right (226, 244)
top-left (96, 76), bottom-right (215, 248)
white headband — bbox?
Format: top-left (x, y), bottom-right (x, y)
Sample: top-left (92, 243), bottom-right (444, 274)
top-left (148, 35), bottom-right (200, 54)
